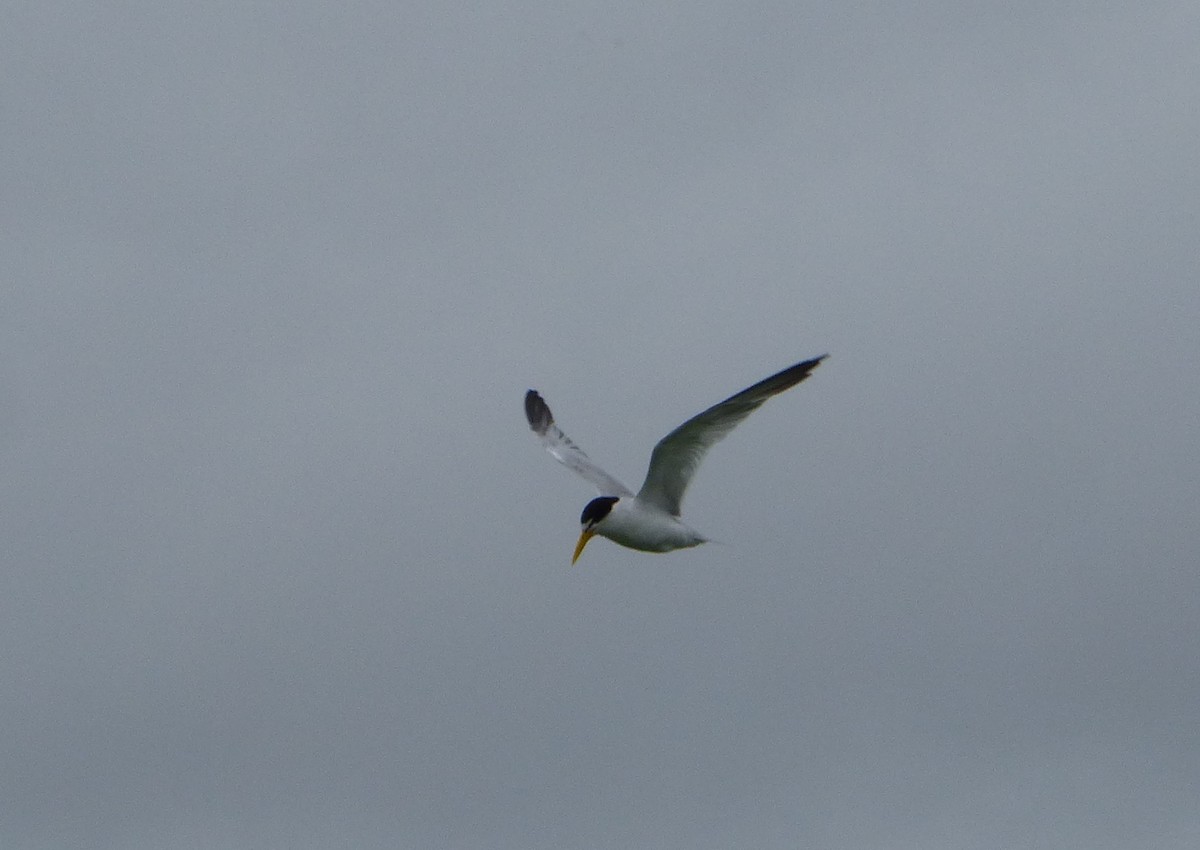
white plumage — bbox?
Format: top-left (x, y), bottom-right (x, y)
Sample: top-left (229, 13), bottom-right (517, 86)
top-left (525, 354), bottom-right (827, 563)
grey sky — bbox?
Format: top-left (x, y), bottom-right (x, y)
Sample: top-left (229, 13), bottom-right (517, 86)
top-left (3, 1), bottom-right (1198, 847)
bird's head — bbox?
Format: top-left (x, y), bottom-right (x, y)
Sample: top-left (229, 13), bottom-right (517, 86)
top-left (573, 496), bottom-right (619, 564)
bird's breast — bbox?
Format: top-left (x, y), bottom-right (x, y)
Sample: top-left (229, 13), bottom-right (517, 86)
top-left (596, 500), bottom-right (707, 553)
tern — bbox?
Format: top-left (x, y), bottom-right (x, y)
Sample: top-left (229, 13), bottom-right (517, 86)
top-left (525, 354), bottom-right (827, 563)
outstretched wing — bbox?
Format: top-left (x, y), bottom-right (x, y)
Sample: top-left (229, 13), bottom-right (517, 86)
top-left (525, 390), bottom-right (633, 497)
top-left (636, 355), bottom-right (827, 516)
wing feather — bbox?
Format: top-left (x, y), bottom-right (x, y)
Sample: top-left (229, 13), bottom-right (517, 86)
top-left (525, 390), bottom-right (633, 497)
top-left (635, 355), bottom-right (827, 515)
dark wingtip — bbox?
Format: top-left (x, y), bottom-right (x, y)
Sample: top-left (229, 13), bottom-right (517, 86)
top-left (774, 353), bottom-right (829, 390)
top-left (727, 353), bottom-right (829, 404)
top-left (525, 389), bottom-right (552, 433)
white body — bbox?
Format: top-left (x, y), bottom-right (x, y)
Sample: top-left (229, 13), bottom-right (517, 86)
top-left (526, 355), bottom-right (826, 561)
top-left (594, 498), bottom-right (707, 553)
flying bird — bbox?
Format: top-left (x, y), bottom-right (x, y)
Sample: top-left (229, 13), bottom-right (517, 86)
top-left (525, 354), bottom-right (827, 563)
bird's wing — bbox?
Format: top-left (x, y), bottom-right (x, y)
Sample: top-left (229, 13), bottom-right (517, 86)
top-left (525, 390), bottom-right (633, 497)
top-left (635, 355), bottom-right (827, 516)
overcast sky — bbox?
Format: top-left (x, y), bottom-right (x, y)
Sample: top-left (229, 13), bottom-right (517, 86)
top-left (3, 1), bottom-right (1199, 848)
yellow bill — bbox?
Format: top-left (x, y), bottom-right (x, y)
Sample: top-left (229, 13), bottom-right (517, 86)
top-left (571, 528), bottom-right (595, 565)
